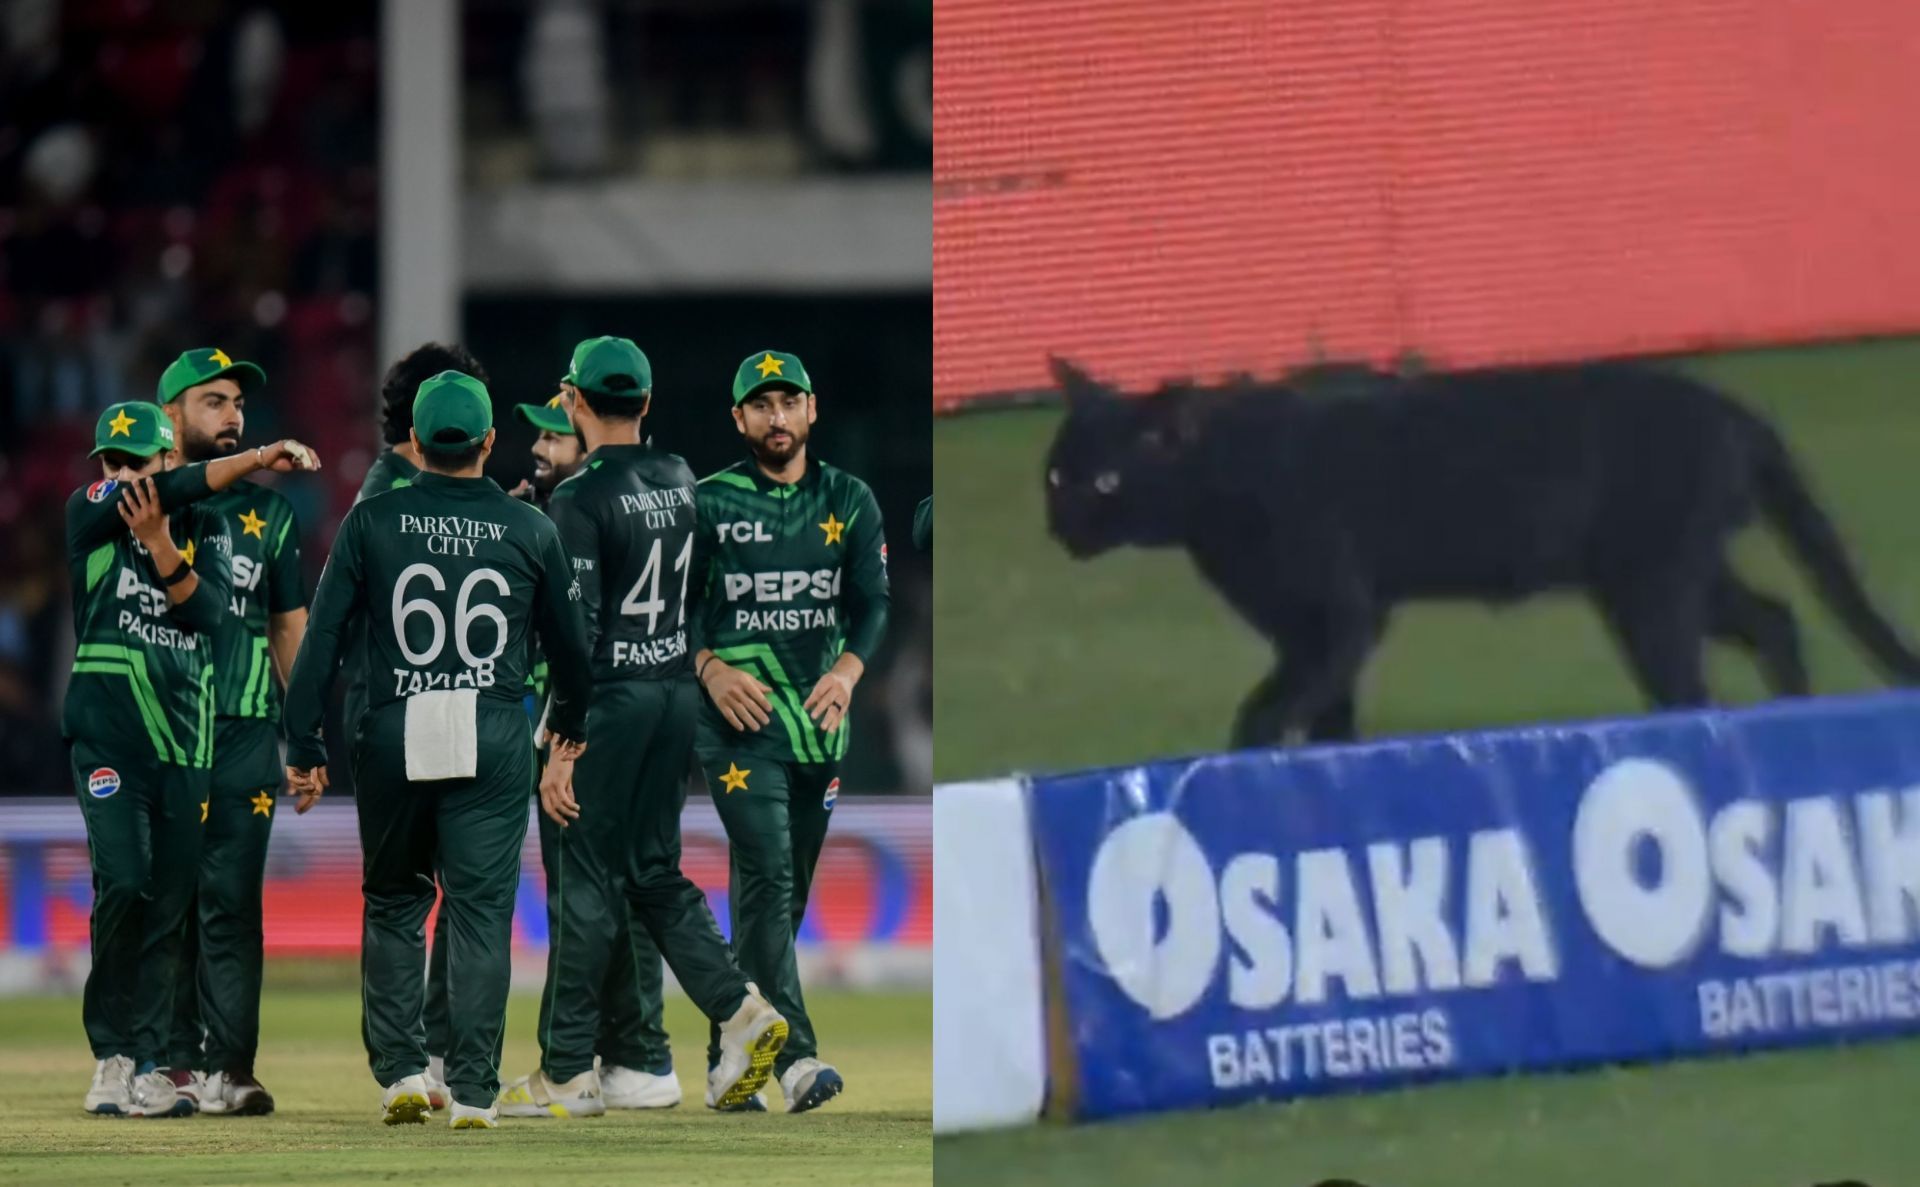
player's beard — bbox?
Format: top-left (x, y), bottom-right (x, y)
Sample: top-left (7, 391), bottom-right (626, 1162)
top-left (180, 423), bottom-right (241, 462)
top-left (749, 421), bottom-right (808, 467)
top-left (532, 455), bottom-right (582, 496)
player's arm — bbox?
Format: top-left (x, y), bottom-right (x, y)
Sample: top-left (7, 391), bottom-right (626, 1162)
top-left (689, 495), bottom-right (774, 732)
top-left (281, 507), bottom-right (365, 811)
top-left (66, 442), bottom-right (321, 552)
top-left (532, 525), bottom-right (592, 749)
top-left (265, 503), bottom-right (310, 685)
top-left (805, 485), bottom-right (891, 733)
top-left (913, 495), bottom-right (932, 551)
top-left (545, 486), bottom-right (603, 654)
top-left (168, 506), bottom-right (233, 634)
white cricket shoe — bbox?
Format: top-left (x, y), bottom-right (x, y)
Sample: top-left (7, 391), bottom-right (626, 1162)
top-left (84, 1055), bottom-right (134, 1116)
top-left (601, 1064), bottom-right (682, 1110)
top-left (128, 1067), bottom-right (191, 1118)
top-left (779, 1058), bottom-right (845, 1114)
top-left (449, 1101), bottom-right (499, 1129)
top-left (164, 1068), bottom-right (203, 1114)
top-left (707, 984), bottom-right (788, 1112)
top-left (381, 1074), bottom-right (434, 1125)
top-left (202, 1070), bottom-right (275, 1116)
top-left (424, 1056), bottom-right (450, 1110)
top-left (495, 1068), bottom-right (606, 1118)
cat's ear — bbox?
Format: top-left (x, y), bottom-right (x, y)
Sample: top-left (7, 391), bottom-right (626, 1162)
top-left (1049, 356), bottom-right (1104, 403)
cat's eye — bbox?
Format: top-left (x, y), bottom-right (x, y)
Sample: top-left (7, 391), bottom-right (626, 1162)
top-left (1094, 471), bottom-right (1121, 494)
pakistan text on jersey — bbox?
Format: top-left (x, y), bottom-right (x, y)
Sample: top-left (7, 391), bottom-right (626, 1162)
top-left (733, 607), bottom-right (838, 631)
top-left (614, 631), bottom-right (687, 667)
top-left (393, 664), bottom-right (498, 695)
top-left (398, 513), bottom-right (509, 557)
top-left (118, 610), bottom-right (201, 651)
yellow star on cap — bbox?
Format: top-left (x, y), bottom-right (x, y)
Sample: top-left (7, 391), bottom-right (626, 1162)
top-left (250, 790), bottom-right (273, 817)
top-left (181, 540), bottom-right (196, 567)
top-left (819, 513), bottom-right (844, 546)
top-left (239, 508), bottom-right (266, 539)
top-left (108, 409), bottom-right (136, 437)
top-left (209, 348), bottom-right (232, 368)
top-left (200, 799), bottom-right (209, 824)
top-left (754, 352), bottom-right (784, 379)
top-left (719, 762), bottom-right (751, 794)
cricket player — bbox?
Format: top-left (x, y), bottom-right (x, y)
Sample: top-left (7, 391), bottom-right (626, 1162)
top-left (351, 342), bottom-right (489, 1111)
top-left (67, 400), bottom-right (318, 1117)
top-left (497, 391), bottom-right (683, 1112)
top-left (691, 350), bottom-right (890, 1113)
top-left (153, 349), bottom-right (308, 1117)
top-left (281, 371), bottom-right (593, 1129)
top-left (499, 336), bottom-right (789, 1118)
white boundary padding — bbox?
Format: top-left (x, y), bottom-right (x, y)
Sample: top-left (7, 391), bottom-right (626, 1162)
top-left (933, 779), bottom-right (1046, 1133)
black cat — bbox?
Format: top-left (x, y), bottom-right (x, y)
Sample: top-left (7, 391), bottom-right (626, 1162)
top-left (1043, 357), bottom-right (1920, 748)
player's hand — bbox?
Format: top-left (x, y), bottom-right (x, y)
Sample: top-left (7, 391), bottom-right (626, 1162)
top-left (804, 669), bottom-right (857, 734)
top-left (509, 479), bottom-right (536, 501)
top-left (702, 661), bottom-right (773, 732)
top-left (540, 730), bottom-right (587, 762)
top-left (257, 440), bottom-right (322, 473)
top-left (116, 477), bottom-right (171, 553)
top-left (540, 757), bottom-right (580, 827)
top-left (286, 764), bottom-right (328, 813)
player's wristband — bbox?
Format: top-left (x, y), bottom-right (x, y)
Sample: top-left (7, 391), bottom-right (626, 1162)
top-left (697, 654), bottom-right (717, 682)
top-left (160, 558), bottom-right (193, 586)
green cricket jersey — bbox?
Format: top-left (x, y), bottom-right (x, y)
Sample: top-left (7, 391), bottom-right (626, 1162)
top-left (62, 465), bottom-right (235, 768)
top-left (546, 444), bottom-right (698, 684)
top-left (689, 457), bottom-right (890, 763)
top-left (342, 448), bottom-right (422, 731)
top-left (201, 481), bottom-right (307, 719)
top-left (282, 471), bottom-right (592, 769)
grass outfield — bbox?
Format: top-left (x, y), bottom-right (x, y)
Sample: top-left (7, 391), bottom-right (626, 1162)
top-left (936, 1036), bottom-right (1920, 1186)
top-left (935, 338), bottom-right (1920, 782)
top-left (0, 983), bottom-right (930, 1186)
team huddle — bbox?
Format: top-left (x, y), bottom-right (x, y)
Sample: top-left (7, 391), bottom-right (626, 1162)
top-left (65, 336), bottom-right (903, 1129)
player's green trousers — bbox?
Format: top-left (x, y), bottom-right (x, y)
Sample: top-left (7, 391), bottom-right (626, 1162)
top-left (352, 701), bottom-right (532, 1109)
top-left (537, 679), bottom-right (746, 1081)
top-left (69, 738), bottom-right (206, 1067)
top-left (699, 754), bottom-right (837, 1076)
top-left (167, 717), bottom-right (279, 1073)
top-left (425, 802), bottom-right (673, 1075)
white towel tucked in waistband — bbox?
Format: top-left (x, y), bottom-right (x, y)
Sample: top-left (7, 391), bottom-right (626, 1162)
top-left (404, 688), bottom-right (478, 781)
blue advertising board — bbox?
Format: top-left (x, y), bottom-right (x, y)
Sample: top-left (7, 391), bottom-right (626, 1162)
top-left (1027, 692), bottom-right (1920, 1120)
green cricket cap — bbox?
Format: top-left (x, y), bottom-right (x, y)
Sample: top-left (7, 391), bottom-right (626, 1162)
top-left (412, 370), bottom-right (494, 454)
top-left (513, 393), bottom-right (577, 436)
top-left (563, 336), bottom-right (652, 398)
top-left (90, 401), bottom-right (177, 458)
top-left (732, 350), bottom-right (812, 404)
top-left (157, 347), bottom-right (266, 404)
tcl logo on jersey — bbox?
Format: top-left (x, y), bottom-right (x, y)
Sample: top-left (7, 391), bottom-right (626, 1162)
top-left (717, 521), bottom-right (774, 543)
top-left (721, 569), bottom-right (842, 603)
top-left (87, 767), bottom-right (121, 799)
top-left (86, 479), bottom-right (120, 504)
top-left (824, 777), bottom-right (840, 809)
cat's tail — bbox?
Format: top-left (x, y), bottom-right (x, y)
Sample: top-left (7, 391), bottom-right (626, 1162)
top-left (1752, 423), bottom-right (1920, 682)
